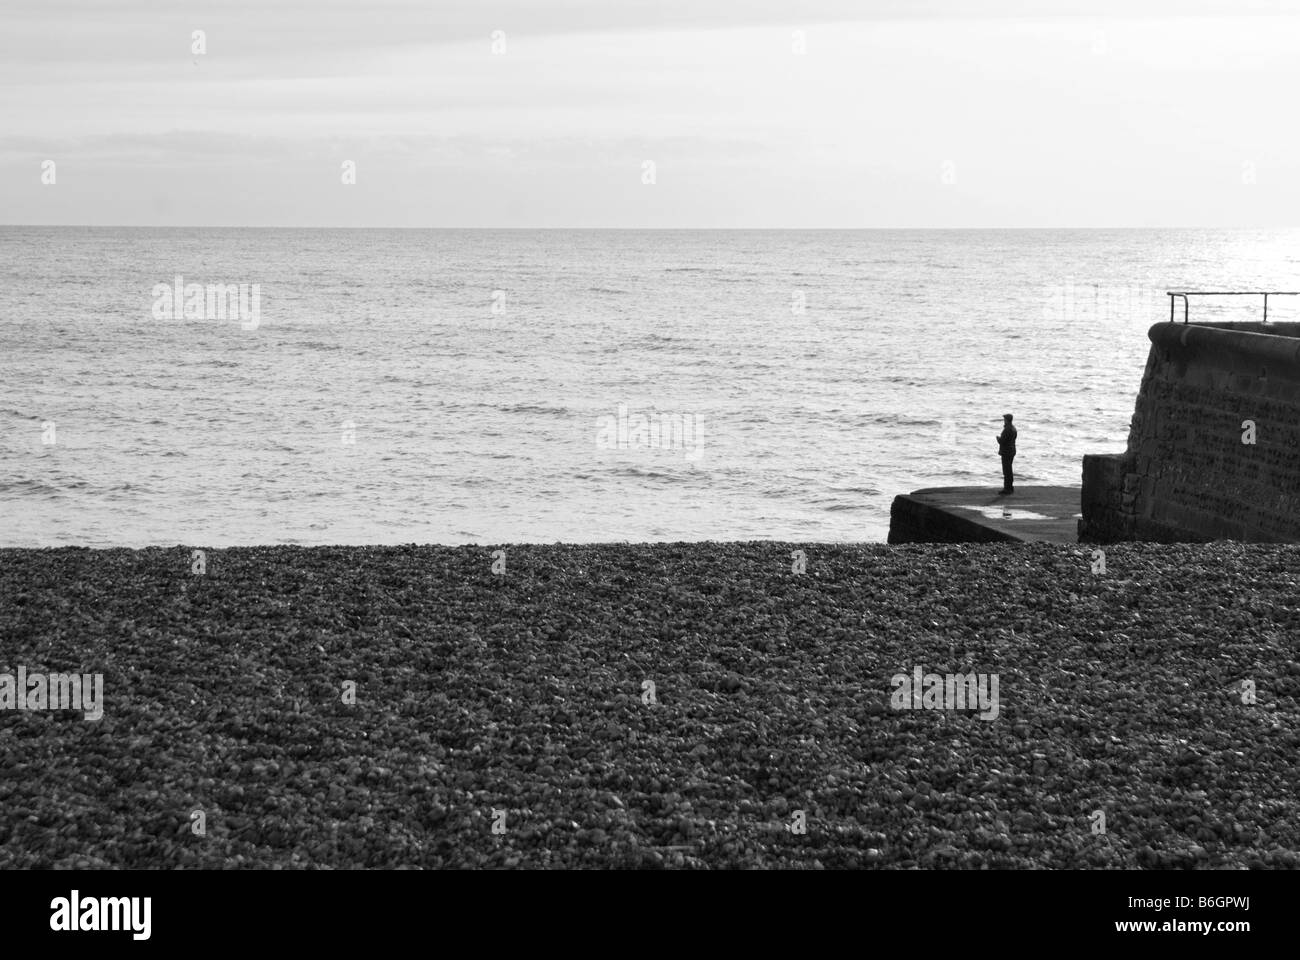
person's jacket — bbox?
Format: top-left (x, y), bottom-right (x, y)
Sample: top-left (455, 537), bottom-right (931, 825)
top-left (997, 425), bottom-right (1017, 456)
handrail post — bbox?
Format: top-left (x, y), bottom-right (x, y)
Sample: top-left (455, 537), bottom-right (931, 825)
top-left (1164, 291), bottom-right (1296, 326)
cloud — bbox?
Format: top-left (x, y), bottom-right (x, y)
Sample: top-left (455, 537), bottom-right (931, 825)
top-left (3, 0), bottom-right (1291, 67)
top-left (4, 4), bottom-right (1300, 226)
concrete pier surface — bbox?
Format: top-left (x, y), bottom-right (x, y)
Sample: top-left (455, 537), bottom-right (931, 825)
top-left (888, 485), bottom-right (1081, 544)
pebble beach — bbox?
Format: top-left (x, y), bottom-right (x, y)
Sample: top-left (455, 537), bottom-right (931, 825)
top-left (1, 541), bottom-right (1297, 869)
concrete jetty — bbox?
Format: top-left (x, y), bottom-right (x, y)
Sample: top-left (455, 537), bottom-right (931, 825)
top-left (888, 485), bottom-right (1081, 544)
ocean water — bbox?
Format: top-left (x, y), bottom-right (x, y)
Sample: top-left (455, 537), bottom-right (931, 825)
top-left (3, 227), bottom-right (1298, 547)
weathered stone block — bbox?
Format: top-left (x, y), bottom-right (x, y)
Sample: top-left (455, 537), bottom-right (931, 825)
top-left (1083, 321), bottom-right (1300, 543)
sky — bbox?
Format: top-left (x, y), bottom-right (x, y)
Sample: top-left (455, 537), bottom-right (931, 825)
top-left (4, 0), bottom-right (1300, 227)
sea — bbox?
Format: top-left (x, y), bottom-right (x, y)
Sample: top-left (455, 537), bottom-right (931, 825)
top-left (3, 226), bottom-right (1298, 547)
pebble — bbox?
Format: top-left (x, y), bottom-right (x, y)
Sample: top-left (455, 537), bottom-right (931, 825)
top-left (0, 540), bottom-right (1294, 870)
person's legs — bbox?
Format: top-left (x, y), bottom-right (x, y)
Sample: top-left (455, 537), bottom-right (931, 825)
top-left (1001, 455), bottom-right (1014, 493)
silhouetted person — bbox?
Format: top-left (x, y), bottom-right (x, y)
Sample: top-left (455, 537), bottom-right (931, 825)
top-left (997, 414), bottom-right (1016, 494)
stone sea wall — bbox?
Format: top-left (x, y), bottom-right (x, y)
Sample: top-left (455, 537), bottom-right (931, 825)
top-left (1081, 321), bottom-right (1300, 543)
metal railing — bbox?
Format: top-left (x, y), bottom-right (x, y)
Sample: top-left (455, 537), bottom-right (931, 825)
top-left (1168, 291), bottom-right (1300, 324)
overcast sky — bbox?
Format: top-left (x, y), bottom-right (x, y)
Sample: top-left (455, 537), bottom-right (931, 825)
top-left (4, 0), bottom-right (1300, 227)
